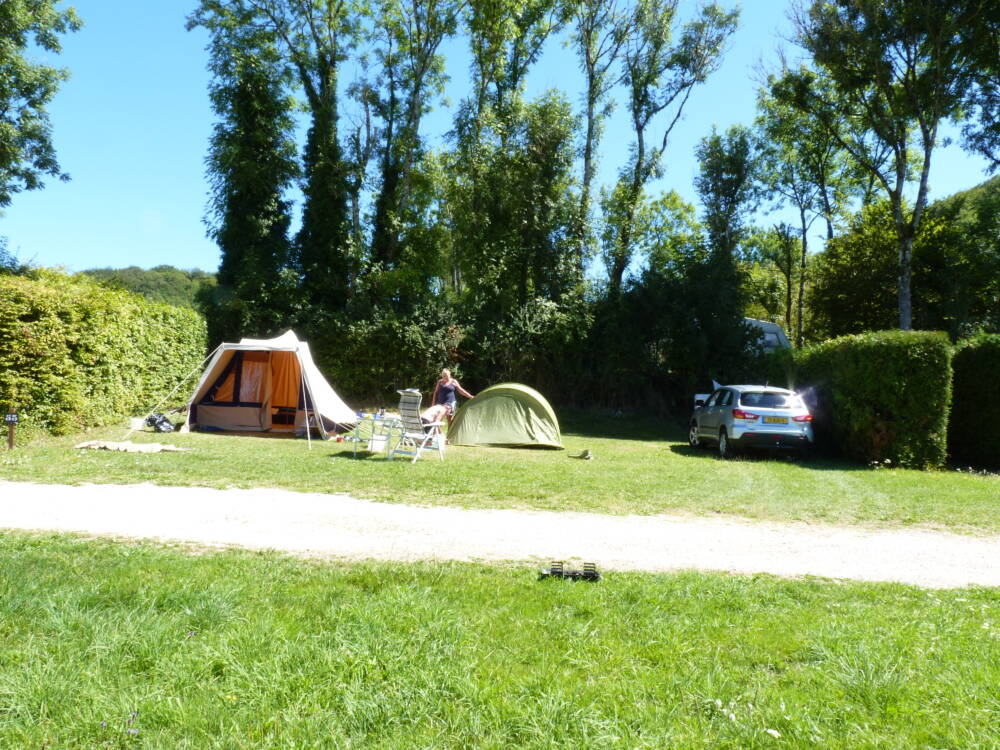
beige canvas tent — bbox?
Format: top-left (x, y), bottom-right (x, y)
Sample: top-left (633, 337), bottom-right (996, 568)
top-left (184, 331), bottom-right (355, 439)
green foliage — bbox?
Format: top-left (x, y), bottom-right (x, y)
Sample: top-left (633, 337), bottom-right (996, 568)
top-left (808, 201), bottom-right (899, 340)
top-left (604, 0), bottom-right (739, 293)
top-left (0, 270), bottom-right (207, 434)
top-left (756, 72), bottom-right (856, 241)
top-left (571, 0), bottom-right (638, 278)
top-left (959, 3), bottom-right (999, 171)
top-left (446, 88), bottom-right (584, 391)
top-left (915, 176), bottom-right (1000, 338)
top-left (742, 225), bottom-right (798, 334)
top-left (81, 265), bottom-right (216, 308)
top-left (794, 330), bottom-right (953, 468)
top-left (472, 293), bottom-right (592, 395)
top-left (189, 3), bottom-right (300, 344)
top-left (785, 0), bottom-right (989, 329)
top-left (450, 90), bottom-right (581, 320)
top-left (949, 333), bottom-right (1000, 469)
top-left (583, 191), bottom-right (757, 413)
top-left (368, 0), bottom-right (458, 273)
top-left (0, 0), bottom-right (81, 208)
top-left (305, 302), bottom-right (463, 404)
top-left (694, 124), bottom-right (760, 260)
top-left (189, 0), bottom-right (356, 316)
top-left (810, 180), bottom-right (1000, 341)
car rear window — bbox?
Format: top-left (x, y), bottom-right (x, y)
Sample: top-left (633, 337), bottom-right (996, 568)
top-left (739, 391), bottom-right (799, 408)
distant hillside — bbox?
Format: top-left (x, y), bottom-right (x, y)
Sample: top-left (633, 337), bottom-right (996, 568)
top-left (81, 265), bottom-right (216, 309)
top-left (930, 175), bottom-right (1000, 217)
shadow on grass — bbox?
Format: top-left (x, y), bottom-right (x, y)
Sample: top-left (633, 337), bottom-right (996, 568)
top-left (328, 450), bottom-right (384, 460)
top-left (558, 408), bottom-right (687, 442)
top-left (667, 443), bottom-right (869, 472)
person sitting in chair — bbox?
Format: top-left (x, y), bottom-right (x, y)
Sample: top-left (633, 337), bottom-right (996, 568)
top-left (420, 403), bottom-right (449, 431)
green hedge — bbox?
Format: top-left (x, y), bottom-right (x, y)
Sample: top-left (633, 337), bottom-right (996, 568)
top-left (305, 306), bottom-right (463, 406)
top-left (793, 330), bottom-right (952, 469)
top-left (0, 270), bottom-right (207, 434)
top-left (949, 333), bottom-right (1000, 469)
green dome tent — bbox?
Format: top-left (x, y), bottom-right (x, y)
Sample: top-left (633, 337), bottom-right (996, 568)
top-left (448, 383), bottom-right (563, 449)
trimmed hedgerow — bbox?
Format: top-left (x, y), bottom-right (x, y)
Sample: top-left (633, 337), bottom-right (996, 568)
top-left (793, 330), bottom-right (952, 469)
top-left (0, 270), bottom-right (206, 434)
top-left (949, 333), bottom-right (1000, 469)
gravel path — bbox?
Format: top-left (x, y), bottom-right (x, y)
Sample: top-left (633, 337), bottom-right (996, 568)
top-left (1, 481), bottom-right (997, 589)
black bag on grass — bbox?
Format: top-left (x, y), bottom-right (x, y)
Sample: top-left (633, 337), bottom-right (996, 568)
top-left (145, 413), bottom-right (175, 433)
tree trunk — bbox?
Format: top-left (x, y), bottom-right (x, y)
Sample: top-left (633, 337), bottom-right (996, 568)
top-left (579, 87), bottom-right (597, 283)
top-left (610, 121), bottom-right (645, 297)
top-left (783, 252), bottom-right (793, 340)
top-left (818, 177), bottom-right (835, 240)
top-left (797, 208), bottom-right (808, 347)
top-left (898, 233), bottom-right (913, 330)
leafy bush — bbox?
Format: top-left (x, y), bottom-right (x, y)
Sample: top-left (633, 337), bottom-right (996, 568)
top-left (0, 270), bottom-right (207, 434)
top-left (793, 330), bottom-right (952, 468)
top-left (470, 294), bottom-right (592, 400)
top-left (949, 333), bottom-right (1000, 469)
top-left (305, 302), bottom-right (464, 406)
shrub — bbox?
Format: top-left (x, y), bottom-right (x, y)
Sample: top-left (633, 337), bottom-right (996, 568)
top-left (793, 330), bottom-right (952, 468)
top-left (0, 270), bottom-right (207, 434)
top-left (949, 333), bottom-right (1000, 469)
top-left (305, 303), bottom-right (463, 406)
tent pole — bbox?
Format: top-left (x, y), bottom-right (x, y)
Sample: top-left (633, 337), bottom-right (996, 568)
top-left (303, 369), bottom-right (312, 451)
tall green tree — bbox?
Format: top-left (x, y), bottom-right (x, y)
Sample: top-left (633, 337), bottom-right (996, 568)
top-left (756, 78), bottom-right (861, 345)
top-left (188, 7), bottom-right (299, 343)
top-left (691, 124), bottom-right (758, 353)
top-left (461, 0), bottom-right (567, 135)
top-left (450, 91), bottom-right (580, 321)
top-left (605, 191), bottom-right (755, 408)
top-left (694, 124), bottom-right (759, 261)
top-left (960, 2), bottom-right (999, 172)
top-left (744, 224), bottom-right (798, 336)
top-left (780, 0), bottom-right (993, 330)
top-left (810, 179), bottom-right (1000, 340)
top-left (191, 0), bottom-right (359, 314)
top-left (368, 0), bottom-right (459, 275)
top-left (0, 0), bottom-right (81, 208)
top-left (604, 0), bottom-right (738, 295)
top-left (570, 0), bottom-right (636, 281)
top-left (447, 0), bottom-right (572, 307)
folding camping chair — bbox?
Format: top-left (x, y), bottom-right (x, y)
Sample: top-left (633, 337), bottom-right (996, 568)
top-left (388, 389), bottom-right (445, 463)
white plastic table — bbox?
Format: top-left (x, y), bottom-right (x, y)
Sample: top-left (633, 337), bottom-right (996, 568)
top-left (350, 413), bottom-right (402, 457)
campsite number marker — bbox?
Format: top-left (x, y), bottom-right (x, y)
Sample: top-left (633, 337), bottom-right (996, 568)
top-left (4, 413), bottom-right (17, 451)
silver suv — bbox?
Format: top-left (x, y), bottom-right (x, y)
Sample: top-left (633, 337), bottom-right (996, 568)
top-left (689, 385), bottom-right (814, 458)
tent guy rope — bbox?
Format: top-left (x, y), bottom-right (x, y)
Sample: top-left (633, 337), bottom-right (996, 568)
top-left (120, 344), bottom-right (222, 441)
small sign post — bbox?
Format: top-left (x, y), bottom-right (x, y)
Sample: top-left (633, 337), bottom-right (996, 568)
top-left (5, 413), bottom-right (18, 451)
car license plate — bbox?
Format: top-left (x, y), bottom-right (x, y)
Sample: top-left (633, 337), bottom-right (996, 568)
top-left (764, 416), bottom-right (788, 424)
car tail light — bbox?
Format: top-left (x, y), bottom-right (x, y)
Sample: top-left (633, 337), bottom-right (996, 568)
top-left (732, 409), bottom-right (759, 420)
top-left (792, 414), bottom-right (813, 422)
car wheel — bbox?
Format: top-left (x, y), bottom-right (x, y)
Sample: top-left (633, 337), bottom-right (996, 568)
top-left (718, 428), bottom-right (731, 459)
top-left (688, 421), bottom-right (701, 448)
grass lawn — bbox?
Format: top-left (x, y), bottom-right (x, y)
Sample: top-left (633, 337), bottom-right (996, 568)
top-left (1, 532), bottom-right (998, 749)
top-left (2, 410), bottom-right (998, 531)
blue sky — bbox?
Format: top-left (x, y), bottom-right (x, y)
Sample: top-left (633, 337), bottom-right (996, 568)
top-left (2, 0), bottom-right (991, 274)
